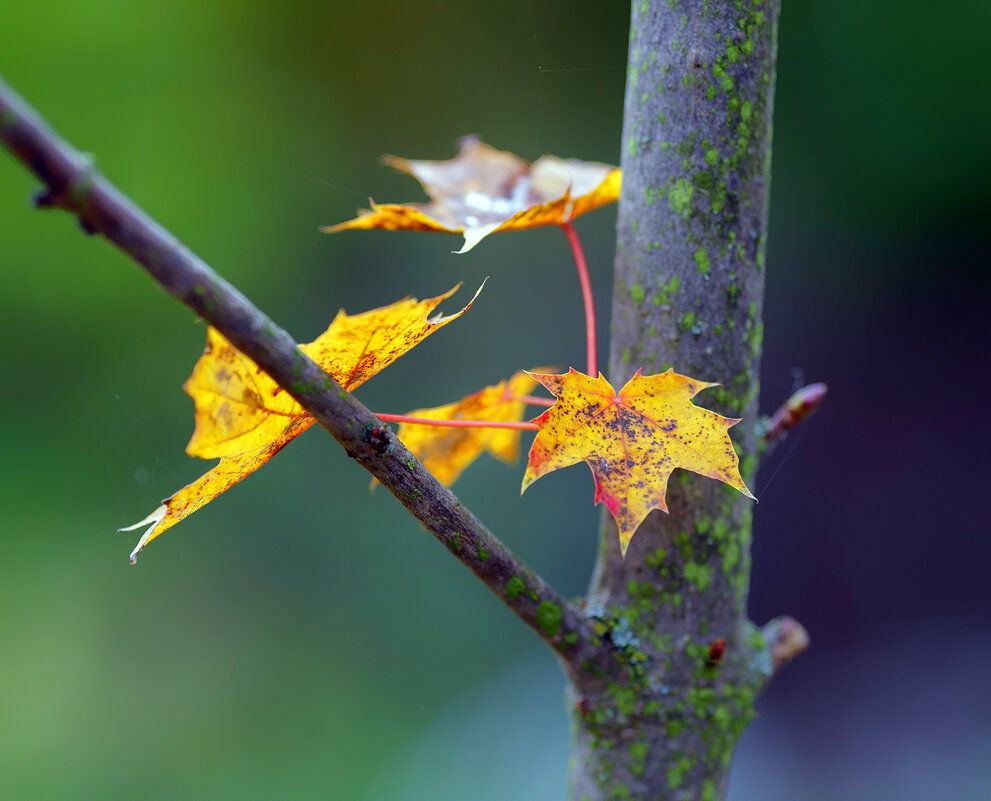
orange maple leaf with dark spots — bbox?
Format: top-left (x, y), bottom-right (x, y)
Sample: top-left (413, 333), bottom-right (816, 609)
top-left (322, 135), bottom-right (621, 253)
top-left (522, 368), bottom-right (755, 556)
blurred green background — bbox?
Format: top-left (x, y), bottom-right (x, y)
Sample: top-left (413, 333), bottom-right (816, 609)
top-left (1, 1), bottom-right (988, 799)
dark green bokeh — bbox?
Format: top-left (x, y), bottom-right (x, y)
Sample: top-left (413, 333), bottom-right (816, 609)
top-left (1, 2), bottom-right (987, 799)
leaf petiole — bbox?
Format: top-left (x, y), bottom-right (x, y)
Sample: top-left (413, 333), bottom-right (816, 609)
top-left (512, 394), bottom-right (555, 408)
top-left (375, 413), bottom-right (539, 431)
top-left (561, 221), bottom-right (597, 378)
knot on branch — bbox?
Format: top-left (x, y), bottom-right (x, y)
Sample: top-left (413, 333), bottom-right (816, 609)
top-left (363, 423), bottom-right (393, 456)
top-left (761, 615), bottom-right (810, 673)
top-left (32, 151), bottom-right (97, 233)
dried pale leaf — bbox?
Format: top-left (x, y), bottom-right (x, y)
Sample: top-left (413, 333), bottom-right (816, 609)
top-left (123, 283), bottom-right (482, 561)
top-left (322, 136), bottom-right (621, 253)
top-left (522, 368), bottom-right (755, 556)
top-left (397, 371), bottom-right (538, 486)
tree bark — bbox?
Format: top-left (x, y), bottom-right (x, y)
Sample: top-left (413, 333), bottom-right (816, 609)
top-left (566, 2), bottom-right (782, 799)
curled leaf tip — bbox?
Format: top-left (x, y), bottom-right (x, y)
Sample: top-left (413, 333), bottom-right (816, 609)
top-left (119, 504), bottom-right (166, 564)
top-left (429, 278), bottom-right (485, 322)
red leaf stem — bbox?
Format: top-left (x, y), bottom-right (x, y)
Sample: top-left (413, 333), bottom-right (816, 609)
top-left (514, 394), bottom-right (555, 407)
top-left (375, 413), bottom-right (539, 431)
top-left (561, 221), bottom-right (598, 378)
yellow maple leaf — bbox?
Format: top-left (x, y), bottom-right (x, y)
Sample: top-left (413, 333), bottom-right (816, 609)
top-left (396, 371), bottom-right (539, 486)
top-left (521, 368), bottom-right (755, 556)
top-left (322, 135), bottom-right (621, 253)
top-left (122, 283), bottom-right (483, 562)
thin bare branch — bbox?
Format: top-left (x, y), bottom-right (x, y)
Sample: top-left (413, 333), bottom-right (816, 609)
top-left (0, 73), bottom-right (611, 676)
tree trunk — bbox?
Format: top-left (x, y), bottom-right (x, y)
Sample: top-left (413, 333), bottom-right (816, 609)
top-left (566, 2), bottom-right (781, 798)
